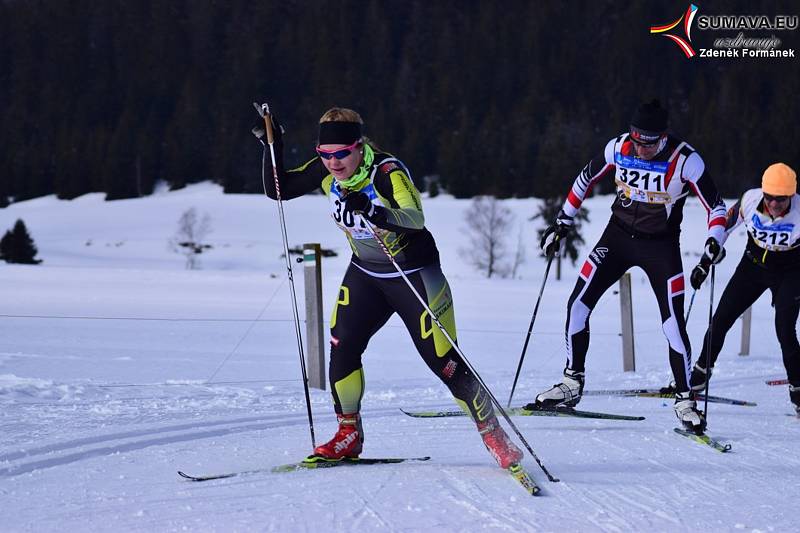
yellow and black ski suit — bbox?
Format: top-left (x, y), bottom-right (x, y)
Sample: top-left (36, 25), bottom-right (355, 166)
top-left (263, 141), bottom-right (493, 422)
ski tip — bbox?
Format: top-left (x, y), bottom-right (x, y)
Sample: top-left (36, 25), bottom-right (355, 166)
top-left (507, 463), bottom-right (542, 495)
top-left (400, 407), bottom-right (465, 418)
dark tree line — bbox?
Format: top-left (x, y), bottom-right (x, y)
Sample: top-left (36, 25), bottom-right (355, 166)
top-left (1, 0), bottom-right (798, 206)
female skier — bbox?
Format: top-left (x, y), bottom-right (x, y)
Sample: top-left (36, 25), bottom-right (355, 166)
top-left (255, 106), bottom-right (522, 467)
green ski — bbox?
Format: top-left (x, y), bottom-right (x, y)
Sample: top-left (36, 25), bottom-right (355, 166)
top-left (508, 463), bottom-right (541, 496)
top-left (178, 455), bottom-right (431, 481)
top-left (584, 388), bottom-right (756, 407)
top-left (273, 455), bottom-right (431, 473)
top-left (673, 428), bottom-right (732, 453)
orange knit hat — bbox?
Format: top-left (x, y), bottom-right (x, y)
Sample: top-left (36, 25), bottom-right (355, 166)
top-left (762, 163), bottom-right (796, 196)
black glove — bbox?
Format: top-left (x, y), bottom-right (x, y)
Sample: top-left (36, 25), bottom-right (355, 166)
top-left (251, 102), bottom-right (285, 144)
top-left (540, 210), bottom-right (573, 257)
top-left (690, 237), bottom-right (725, 290)
top-left (689, 261), bottom-right (710, 290)
top-left (702, 237), bottom-right (725, 265)
top-left (342, 191), bottom-right (375, 219)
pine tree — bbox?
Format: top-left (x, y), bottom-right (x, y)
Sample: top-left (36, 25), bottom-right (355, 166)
top-left (0, 219), bottom-right (42, 264)
top-left (428, 179), bottom-right (440, 198)
top-left (533, 197), bottom-right (587, 280)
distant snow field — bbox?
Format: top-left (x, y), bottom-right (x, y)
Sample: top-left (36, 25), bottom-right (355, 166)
top-left (1, 183), bottom-right (796, 532)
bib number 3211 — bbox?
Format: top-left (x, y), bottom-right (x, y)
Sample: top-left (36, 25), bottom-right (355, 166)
top-left (614, 155), bottom-right (671, 205)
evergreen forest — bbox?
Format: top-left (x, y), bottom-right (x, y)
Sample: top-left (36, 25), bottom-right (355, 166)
top-left (1, 0), bottom-right (797, 205)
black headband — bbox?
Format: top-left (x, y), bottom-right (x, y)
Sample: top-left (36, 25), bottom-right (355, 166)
top-left (318, 121), bottom-right (362, 145)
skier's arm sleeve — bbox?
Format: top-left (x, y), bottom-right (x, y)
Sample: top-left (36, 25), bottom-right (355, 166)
top-left (370, 169), bottom-right (426, 232)
top-left (562, 138), bottom-right (616, 218)
top-left (683, 152), bottom-right (728, 245)
top-left (723, 195), bottom-right (745, 235)
top-left (259, 129), bottom-right (327, 200)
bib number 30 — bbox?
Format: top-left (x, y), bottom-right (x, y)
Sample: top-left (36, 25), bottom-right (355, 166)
top-left (333, 198), bottom-right (371, 238)
top-left (333, 199), bottom-right (361, 227)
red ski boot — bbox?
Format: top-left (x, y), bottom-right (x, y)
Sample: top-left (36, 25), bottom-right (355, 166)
top-left (477, 416), bottom-right (523, 469)
top-left (313, 413), bottom-right (363, 459)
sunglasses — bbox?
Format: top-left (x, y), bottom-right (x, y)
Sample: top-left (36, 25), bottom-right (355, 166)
top-left (763, 193), bottom-right (790, 203)
top-left (630, 134), bottom-right (662, 147)
top-left (316, 140), bottom-right (361, 160)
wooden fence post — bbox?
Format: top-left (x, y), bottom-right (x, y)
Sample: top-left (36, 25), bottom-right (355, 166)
top-left (739, 306), bottom-right (752, 356)
top-left (303, 243), bottom-right (325, 389)
top-left (619, 272), bottom-right (636, 372)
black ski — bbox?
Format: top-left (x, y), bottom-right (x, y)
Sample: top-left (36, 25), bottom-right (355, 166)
top-left (401, 406), bottom-right (644, 421)
top-left (179, 469), bottom-right (263, 482)
top-left (583, 388), bottom-right (756, 407)
top-left (178, 455), bottom-right (431, 481)
top-left (673, 428), bottom-right (732, 453)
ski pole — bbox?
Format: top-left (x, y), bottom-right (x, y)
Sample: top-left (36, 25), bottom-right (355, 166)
top-left (684, 289), bottom-right (696, 323)
top-left (702, 264), bottom-right (716, 418)
top-left (360, 217), bottom-right (559, 482)
top-left (507, 247), bottom-right (556, 407)
top-left (256, 102), bottom-right (316, 449)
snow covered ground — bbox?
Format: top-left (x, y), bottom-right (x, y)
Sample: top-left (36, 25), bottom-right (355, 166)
top-left (1, 183), bottom-right (797, 532)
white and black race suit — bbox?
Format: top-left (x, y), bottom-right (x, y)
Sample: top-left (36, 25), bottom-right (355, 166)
top-left (558, 133), bottom-right (727, 393)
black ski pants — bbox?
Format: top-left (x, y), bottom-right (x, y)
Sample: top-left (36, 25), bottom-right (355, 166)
top-left (328, 262), bottom-right (493, 421)
top-left (564, 220), bottom-right (693, 392)
top-left (695, 254), bottom-right (800, 386)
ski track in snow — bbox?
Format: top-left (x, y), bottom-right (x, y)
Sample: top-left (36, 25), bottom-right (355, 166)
top-left (1, 408), bottom-right (406, 479)
top-left (2, 187), bottom-right (799, 531)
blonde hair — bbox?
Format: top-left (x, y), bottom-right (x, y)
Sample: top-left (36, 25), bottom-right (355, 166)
top-left (319, 107), bottom-right (364, 124)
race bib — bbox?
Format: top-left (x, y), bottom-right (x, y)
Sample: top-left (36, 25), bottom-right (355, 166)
top-left (331, 196), bottom-right (373, 239)
top-left (329, 183), bottom-right (383, 240)
top-left (750, 214), bottom-right (794, 251)
top-left (614, 154), bottom-right (671, 204)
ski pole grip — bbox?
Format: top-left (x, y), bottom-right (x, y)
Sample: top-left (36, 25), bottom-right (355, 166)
top-left (263, 113), bottom-right (275, 146)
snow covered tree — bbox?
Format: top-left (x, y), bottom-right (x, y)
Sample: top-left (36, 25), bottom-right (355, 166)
top-left (170, 207), bottom-right (213, 269)
top-left (459, 196), bottom-right (523, 278)
top-left (0, 219), bottom-right (42, 264)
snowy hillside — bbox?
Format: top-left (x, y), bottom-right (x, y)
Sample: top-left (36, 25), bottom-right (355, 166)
top-left (1, 183), bottom-right (797, 532)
